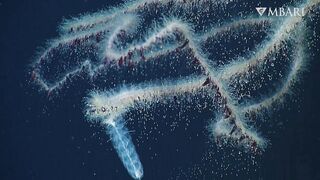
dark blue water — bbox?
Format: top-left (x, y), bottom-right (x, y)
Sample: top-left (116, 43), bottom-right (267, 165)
top-left (1, 0), bottom-right (320, 179)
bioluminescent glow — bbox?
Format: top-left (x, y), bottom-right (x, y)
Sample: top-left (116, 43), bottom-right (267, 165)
top-left (31, 0), bottom-right (319, 179)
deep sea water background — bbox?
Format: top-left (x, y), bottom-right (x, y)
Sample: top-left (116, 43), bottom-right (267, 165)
top-left (1, 0), bottom-right (320, 179)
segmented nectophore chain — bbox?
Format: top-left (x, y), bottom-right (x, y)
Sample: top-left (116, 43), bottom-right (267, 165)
top-left (31, 0), bottom-right (319, 179)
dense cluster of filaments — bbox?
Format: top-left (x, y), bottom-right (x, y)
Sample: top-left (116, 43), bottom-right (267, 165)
top-left (31, 0), bottom-right (318, 171)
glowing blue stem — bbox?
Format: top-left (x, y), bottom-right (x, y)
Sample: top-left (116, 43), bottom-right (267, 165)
top-left (107, 117), bottom-right (144, 179)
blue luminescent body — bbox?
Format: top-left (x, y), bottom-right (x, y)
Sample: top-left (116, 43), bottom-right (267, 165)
top-left (107, 117), bottom-right (144, 179)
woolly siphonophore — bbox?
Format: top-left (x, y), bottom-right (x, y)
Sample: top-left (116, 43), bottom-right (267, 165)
top-left (31, 0), bottom-right (319, 179)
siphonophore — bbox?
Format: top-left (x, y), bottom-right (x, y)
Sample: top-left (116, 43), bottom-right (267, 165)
top-left (31, 0), bottom-right (320, 179)
top-left (106, 116), bottom-right (143, 179)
